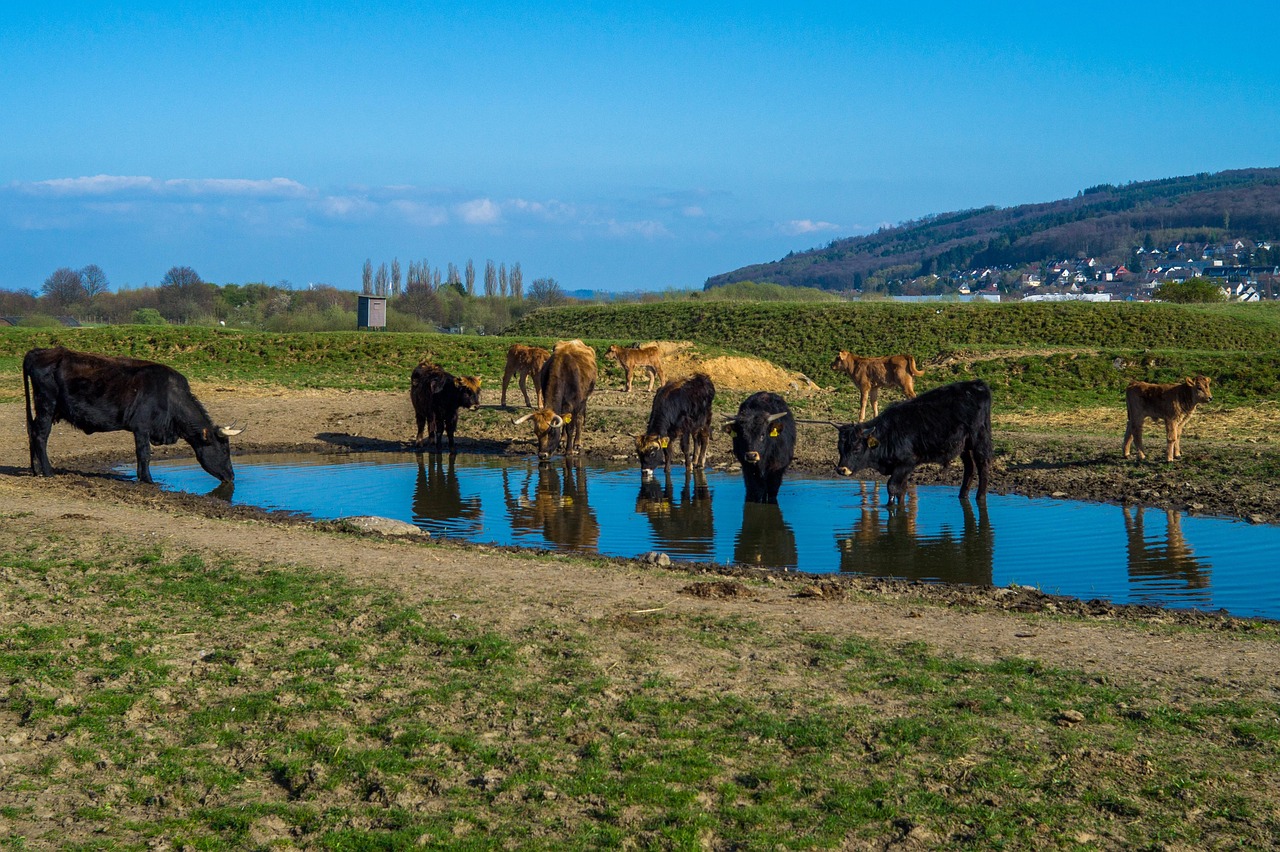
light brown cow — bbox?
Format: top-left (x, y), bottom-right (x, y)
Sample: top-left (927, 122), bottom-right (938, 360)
top-left (1122, 376), bottom-right (1213, 462)
top-left (830, 351), bottom-right (924, 420)
top-left (501, 343), bottom-right (550, 408)
top-left (607, 343), bottom-right (665, 392)
top-left (513, 339), bottom-right (597, 459)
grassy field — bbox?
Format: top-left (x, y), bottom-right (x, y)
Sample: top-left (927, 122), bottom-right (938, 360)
top-left (2, 530), bottom-right (1277, 849)
top-left (5, 301), bottom-right (1280, 414)
top-left (510, 300), bottom-right (1280, 409)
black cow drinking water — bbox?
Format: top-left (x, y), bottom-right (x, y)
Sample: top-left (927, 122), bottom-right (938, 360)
top-left (22, 346), bottom-right (242, 484)
top-left (635, 373), bottom-right (715, 477)
top-left (834, 379), bottom-right (992, 505)
top-left (724, 391), bottom-right (796, 504)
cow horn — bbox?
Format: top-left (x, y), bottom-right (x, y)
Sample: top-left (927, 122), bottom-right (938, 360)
top-left (765, 411), bottom-right (790, 423)
top-left (217, 421), bottom-right (245, 437)
top-left (549, 414), bottom-right (565, 429)
top-left (513, 412), bottom-right (535, 425)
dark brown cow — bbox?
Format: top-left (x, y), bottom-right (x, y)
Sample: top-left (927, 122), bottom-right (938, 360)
top-left (22, 346), bottom-right (241, 484)
top-left (830, 351), bottom-right (924, 421)
top-left (501, 343), bottom-right (550, 408)
top-left (634, 373), bottom-right (715, 476)
top-left (1122, 376), bottom-right (1212, 462)
top-left (607, 343), bottom-right (665, 392)
top-left (410, 361), bottom-right (482, 454)
top-left (513, 339), bottom-right (597, 459)
top-left (834, 379), bottom-right (992, 505)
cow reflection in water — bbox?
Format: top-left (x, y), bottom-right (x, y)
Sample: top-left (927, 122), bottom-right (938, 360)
top-left (501, 461), bottom-right (600, 551)
top-left (635, 471), bottom-right (714, 559)
top-left (837, 485), bottom-right (994, 584)
top-left (1122, 506), bottom-right (1211, 603)
top-left (412, 452), bottom-right (483, 536)
top-left (733, 502), bottom-right (799, 569)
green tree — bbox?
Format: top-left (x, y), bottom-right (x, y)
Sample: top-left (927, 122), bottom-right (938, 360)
top-left (1154, 277), bottom-right (1226, 303)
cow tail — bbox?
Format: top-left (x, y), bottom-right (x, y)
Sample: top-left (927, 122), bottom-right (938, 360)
top-left (910, 355), bottom-right (925, 376)
top-left (22, 357), bottom-right (34, 439)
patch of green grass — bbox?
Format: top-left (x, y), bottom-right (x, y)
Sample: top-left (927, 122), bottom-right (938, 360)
top-left (2, 538), bottom-right (1279, 847)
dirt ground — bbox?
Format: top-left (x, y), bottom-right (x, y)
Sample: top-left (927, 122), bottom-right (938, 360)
top-left (3, 374), bottom-right (1280, 707)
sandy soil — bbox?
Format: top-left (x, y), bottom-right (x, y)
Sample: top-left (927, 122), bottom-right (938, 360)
top-left (3, 377), bottom-right (1280, 709)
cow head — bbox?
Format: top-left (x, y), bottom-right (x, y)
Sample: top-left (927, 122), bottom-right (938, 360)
top-left (724, 410), bottom-right (789, 466)
top-left (830, 350), bottom-right (853, 372)
top-left (836, 423), bottom-right (879, 476)
top-left (634, 433), bottom-right (670, 477)
top-left (455, 375), bottom-right (482, 410)
top-left (193, 422), bottom-right (243, 484)
top-left (514, 408), bottom-right (565, 460)
top-left (1186, 375), bottom-right (1213, 404)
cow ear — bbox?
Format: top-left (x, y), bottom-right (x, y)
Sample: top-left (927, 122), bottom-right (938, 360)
top-left (867, 436), bottom-right (880, 448)
top-left (723, 423), bottom-right (737, 436)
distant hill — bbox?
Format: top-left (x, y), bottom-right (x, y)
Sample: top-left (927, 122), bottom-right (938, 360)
top-left (705, 168), bottom-right (1280, 291)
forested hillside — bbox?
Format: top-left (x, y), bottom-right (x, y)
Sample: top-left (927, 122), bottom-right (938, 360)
top-left (706, 168), bottom-right (1280, 292)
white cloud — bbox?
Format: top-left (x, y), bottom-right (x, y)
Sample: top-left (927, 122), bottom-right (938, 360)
top-left (389, 199), bottom-right (449, 227)
top-left (778, 219), bottom-right (841, 236)
top-left (456, 198), bottom-right (501, 225)
top-left (11, 175), bottom-right (310, 200)
top-left (315, 195), bottom-right (378, 219)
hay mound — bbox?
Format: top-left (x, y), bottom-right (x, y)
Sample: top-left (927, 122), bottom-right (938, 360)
top-left (644, 341), bottom-right (817, 394)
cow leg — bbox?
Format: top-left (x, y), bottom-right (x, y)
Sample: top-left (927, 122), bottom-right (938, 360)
top-left (134, 432), bottom-right (154, 484)
top-left (28, 409), bottom-right (55, 477)
top-left (886, 466), bottom-right (913, 506)
top-left (415, 408), bottom-right (428, 445)
top-left (857, 388), bottom-right (869, 421)
top-left (519, 372), bottom-right (534, 408)
top-left (1166, 419), bottom-right (1178, 462)
top-left (869, 387), bottom-right (880, 418)
top-left (445, 414), bottom-right (457, 454)
top-left (623, 369), bottom-right (633, 393)
top-left (501, 370), bottom-right (511, 407)
top-left (1126, 418), bottom-right (1146, 460)
top-left (647, 368), bottom-right (657, 392)
top-left (959, 449), bottom-right (975, 498)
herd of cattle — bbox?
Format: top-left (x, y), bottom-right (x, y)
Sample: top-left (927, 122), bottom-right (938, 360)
top-left (20, 343), bottom-right (1215, 508)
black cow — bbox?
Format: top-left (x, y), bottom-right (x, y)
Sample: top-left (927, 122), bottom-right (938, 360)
top-left (724, 391), bottom-right (796, 504)
top-left (22, 346), bottom-right (241, 484)
top-left (635, 373), bottom-right (715, 477)
top-left (835, 379), bottom-right (992, 505)
top-left (410, 361), bottom-right (482, 454)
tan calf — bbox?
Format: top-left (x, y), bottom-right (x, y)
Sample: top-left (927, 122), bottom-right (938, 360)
top-left (1123, 375), bottom-right (1213, 462)
top-left (501, 343), bottom-right (550, 408)
top-left (607, 344), bottom-right (665, 392)
top-left (830, 351), bottom-right (924, 420)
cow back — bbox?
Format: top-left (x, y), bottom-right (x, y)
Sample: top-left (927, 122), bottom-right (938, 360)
top-left (541, 340), bottom-right (597, 414)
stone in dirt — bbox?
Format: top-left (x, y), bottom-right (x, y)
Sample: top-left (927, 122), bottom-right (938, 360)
top-left (336, 516), bottom-right (428, 537)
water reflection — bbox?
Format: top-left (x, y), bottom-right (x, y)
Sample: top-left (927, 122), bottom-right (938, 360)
top-left (501, 460), bottom-right (600, 551)
top-left (412, 452), bottom-right (484, 535)
top-left (837, 486), bottom-right (994, 584)
top-left (1122, 505), bottom-right (1213, 606)
top-left (634, 470), bottom-right (715, 558)
top-left (734, 502), bottom-right (799, 568)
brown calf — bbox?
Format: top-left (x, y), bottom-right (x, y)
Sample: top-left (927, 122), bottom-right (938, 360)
top-left (607, 343), bottom-right (665, 392)
top-left (830, 351), bottom-right (924, 420)
top-left (501, 343), bottom-right (550, 408)
top-left (1122, 376), bottom-right (1213, 462)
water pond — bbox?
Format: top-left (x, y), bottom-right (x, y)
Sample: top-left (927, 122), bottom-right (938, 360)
top-left (140, 452), bottom-right (1280, 621)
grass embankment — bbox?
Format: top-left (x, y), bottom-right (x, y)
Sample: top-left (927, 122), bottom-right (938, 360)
top-left (3, 531), bottom-right (1278, 848)
top-left (509, 300), bottom-right (1280, 410)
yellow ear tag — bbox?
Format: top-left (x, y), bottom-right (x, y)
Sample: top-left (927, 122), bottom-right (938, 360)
top-left (561, 413), bottom-right (572, 423)
top-left (867, 436), bottom-right (880, 448)
top-left (660, 437), bottom-right (669, 448)
top-left (769, 427), bottom-right (780, 438)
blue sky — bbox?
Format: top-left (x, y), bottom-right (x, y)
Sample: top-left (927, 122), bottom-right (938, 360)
top-left (3, 2), bottom-right (1277, 293)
